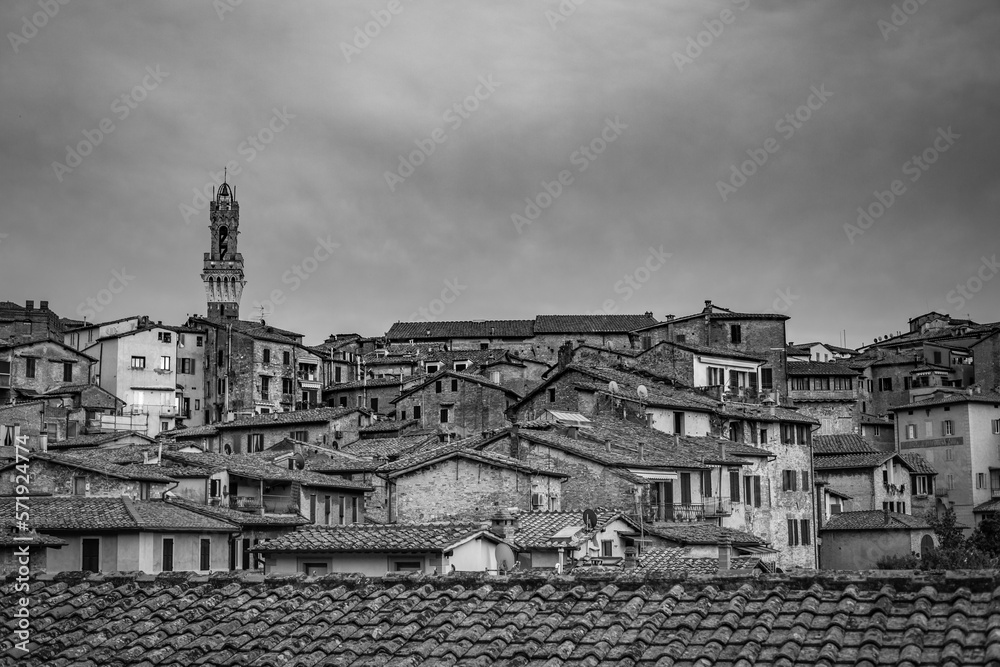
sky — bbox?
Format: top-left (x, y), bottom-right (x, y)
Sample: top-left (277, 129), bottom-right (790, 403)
top-left (1, 0), bottom-right (999, 349)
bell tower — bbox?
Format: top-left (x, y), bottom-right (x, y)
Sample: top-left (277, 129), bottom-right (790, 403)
top-left (201, 177), bottom-right (246, 320)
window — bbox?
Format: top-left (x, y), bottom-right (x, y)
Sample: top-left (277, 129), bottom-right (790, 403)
top-left (454, 362), bottom-right (468, 372)
top-left (338, 496), bottom-right (346, 524)
top-left (158, 331), bottom-right (172, 343)
top-left (241, 538), bottom-right (252, 570)
top-left (906, 424), bottom-right (917, 439)
top-left (334, 366), bottom-right (342, 383)
top-left (392, 560), bottom-right (422, 572)
top-left (162, 538), bottom-right (174, 572)
top-left (179, 358), bottom-right (195, 374)
top-left (782, 470), bottom-right (798, 492)
top-left (993, 419), bottom-right (1000, 435)
top-left (787, 518), bottom-right (800, 546)
top-left (943, 420), bottom-right (954, 436)
top-left (283, 351), bottom-right (290, 365)
top-left (210, 479), bottom-right (221, 497)
top-left (159, 356), bottom-right (171, 371)
top-left (673, 412), bottom-right (685, 435)
top-left (707, 367), bottom-right (724, 386)
top-left (933, 350), bottom-right (942, 365)
top-left (730, 470), bottom-right (740, 502)
top-left (800, 519), bottom-right (810, 545)
top-left (548, 388), bottom-right (556, 403)
top-left (371, 397), bottom-right (379, 412)
top-left (81, 538), bottom-right (100, 572)
top-left (282, 378), bottom-right (293, 395)
top-left (978, 473), bottom-right (987, 489)
top-left (290, 429), bottom-right (308, 441)
top-left (139, 482), bottom-right (150, 500)
top-left (73, 476), bottom-right (86, 496)
top-left (680, 473), bottom-right (692, 504)
top-left (263, 349), bottom-right (271, 363)
top-left (903, 377), bottom-right (912, 390)
top-left (702, 470), bottom-right (713, 498)
top-left (914, 475), bottom-right (928, 496)
top-left (730, 324), bottom-right (742, 344)
top-left (601, 540), bottom-right (613, 558)
top-left (440, 408), bottom-right (449, 424)
top-left (801, 470), bottom-right (809, 489)
top-left (303, 563), bottom-right (329, 576)
top-left (813, 377), bottom-right (830, 390)
top-left (675, 334), bottom-right (686, 344)
top-left (946, 448), bottom-right (954, 461)
top-left (878, 378), bottom-right (893, 391)
top-left (761, 368), bottom-right (773, 390)
top-left (339, 396), bottom-right (348, 408)
top-left (480, 342), bottom-right (490, 350)
top-left (791, 377), bottom-right (809, 391)
top-left (351, 496), bottom-right (359, 523)
top-left (414, 405), bottom-right (422, 420)
top-left (25, 358), bottom-right (35, 379)
top-left (451, 379), bottom-right (458, 392)
top-left (435, 381), bottom-right (442, 394)
top-left (249, 433), bottom-right (263, 453)
top-left (759, 428), bottom-right (767, 444)
top-left (200, 538), bottom-right (211, 571)
top-left (196, 336), bottom-right (203, 347)
top-left (426, 364), bottom-right (439, 373)
top-left (131, 356), bottom-right (146, 369)
top-left (948, 474), bottom-right (955, 489)
top-left (260, 376), bottom-right (270, 400)
top-left (743, 475), bottom-right (762, 507)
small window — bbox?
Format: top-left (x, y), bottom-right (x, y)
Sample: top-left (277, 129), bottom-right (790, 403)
top-left (946, 448), bottom-right (954, 461)
top-left (675, 334), bottom-right (686, 344)
top-left (160, 356), bottom-right (171, 371)
top-left (548, 388), bottom-right (556, 403)
top-left (451, 379), bottom-right (458, 392)
top-left (290, 429), bottom-right (308, 441)
top-left (978, 473), bottom-right (987, 489)
top-left (282, 378), bottom-right (293, 394)
top-left (371, 397), bottom-right (379, 412)
top-left (339, 396), bottom-right (348, 408)
top-left (480, 343), bottom-right (489, 350)
top-left (81, 538), bottom-right (100, 572)
top-left (435, 381), bottom-right (442, 394)
top-left (303, 563), bottom-right (329, 576)
top-left (158, 331), bottom-right (172, 343)
top-left (283, 351), bottom-right (290, 365)
top-left (249, 434), bottom-right (264, 453)
top-left (392, 560), bottom-right (422, 572)
top-left (601, 540), bottom-right (613, 558)
top-left (162, 538), bottom-right (174, 572)
top-left (906, 424), bottom-right (916, 439)
top-left (210, 479), bottom-right (221, 497)
top-left (196, 336), bottom-right (203, 347)
top-left (73, 476), bottom-right (87, 496)
top-left (878, 378), bottom-right (893, 392)
top-left (200, 538), bottom-right (211, 571)
top-left (454, 362), bottom-right (467, 372)
top-left (426, 364), bottom-right (439, 373)
top-left (62, 361), bottom-right (73, 382)
top-left (993, 419), bottom-right (1000, 435)
top-left (263, 349), bottom-right (271, 363)
top-left (730, 324), bottom-right (742, 344)
top-left (25, 358), bottom-right (36, 379)
top-left (414, 405), bottom-right (422, 420)
top-left (943, 420), bottom-right (954, 436)
top-left (440, 408), bottom-right (449, 424)
top-left (800, 519), bottom-right (810, 546)
top-left (131, 356), bottom-right (146, 369)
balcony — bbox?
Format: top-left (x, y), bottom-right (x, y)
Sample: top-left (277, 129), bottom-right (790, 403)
top-left (991, 488), bottom-right (1000, 499)
top-left (228, 494), bottom-right (298, 514)
top-left (649, 503), bottom-right (706, 522)
top-left (787, 389), bottom-right (855, 402)
top-left (704, 497), bottom-right (733, 516)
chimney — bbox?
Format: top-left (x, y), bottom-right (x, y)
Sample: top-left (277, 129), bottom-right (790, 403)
top-left (638, 442), bottom-right (645, 461)
top-left (566, 426), bottom-right (579, 439)
top-left (674, 433), bottom-right (679, 447)
top-left (39, 300), bottom-right (48, 310)
top-left (718, 536), bottom-right (732, 570)
top-left (623, 545), bottom-right (637, 569)
top-left (557, 340), bottom-right (574, 371)
top-left (490, 509), bottom-right (519, 539)
top-left (664, 314), bottom-right (674, 321)
top-left (884, 507), bottom-right (891, 524)
top-left (704, 300), bottom-right (712, 311)
top-left (644, 311), bottom-right (653, 318)
top-left (25, 300), bottom-right (33, 311)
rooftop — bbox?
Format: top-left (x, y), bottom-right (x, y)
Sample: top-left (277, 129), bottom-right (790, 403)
top-left (893, 390), bottom-right (1000, 411)
top-left (251, 522), bottom-right (499, 553)
top-left (161, 452), bottom-right (372, 490)
top-left (813, 433), bottom-right (879, 455)
top-left (813, 451), bottom-right (900, 471)
top-left (786, 361), bottom-right (861, 376)
top-left (644, 521), bottom-right (765, 546)
top-left (514, 509), bottom-right (627, 549)
top-left (215, 406), bottom-right (366, 429)
top-left (15, 569), bottom-right (994, 666)
top-left (821, 510), bottom-right (932, 531)
top-left (0, 497), bottom-right (236, 533)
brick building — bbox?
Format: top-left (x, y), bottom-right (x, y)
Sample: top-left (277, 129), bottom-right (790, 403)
top-left (785, 361), bottom-right (860, 435)
top-left (214, 406), bottom-right (372, 454)
top-left (0, 299), bottom-right (63, 344)
top-left (391, 370), bottom-right (520, 440)
top-left (0, 451), bottom-right (176, 500)
top-left (0, 337), bottom-right (95, 403)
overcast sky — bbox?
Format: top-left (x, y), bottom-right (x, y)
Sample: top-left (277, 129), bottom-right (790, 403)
top-left (2, 1), bottom-right (998, 347)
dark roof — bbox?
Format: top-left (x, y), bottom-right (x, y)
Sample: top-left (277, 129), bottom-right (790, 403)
top-left (386, 320), bottom-right (535, 340)
top-left (0, 336), bottom-right (98, 362)
top-left (325, 376), bottom-right (403, 391)
top-left (974, 498), bottom-right (1000, 513)
top-left (712, 401), bottom-right (820, 425)
top-left (159, 423), bottom-right (220, 439)
top-left (215, 406), bottom-right (367, 429)
top-left (339, 432), bottom-right (438, 459)
top-left (813, 451), bottom-right (904, 470)
top-left (821, 510), bottom-right (931, 531)
top-left (860, 413), bottom-right (893, 425)
top-left (515, 509), bottom-right (629, 549)
top-left (161, 452), bottom-right (372, 490)
top-left (189, 317), bottom-right (303, 345)
top-left (637, 340), bottom-right (767, 363)
top-left (358, 418), bottom-right (418, 433)
top-left (786, 361), bottom-right (860, 376)
top-left (252, 522), bottom-right (498, 553)
top-left (813, 434), bottom-right (879, 455)
top-left (166, 498), bottom-right (309, 527)
top-left (636, 547), bottom-right (718, 574)
top-left (644, 522), bottom-right (765, 546)
top-left (0, 497), bottom-right (236, 532)
top-left (901, 452), bottom-right (937, 475)
top-left (0, 529), bottom-right (67, 547)
top-left (633, 303), bottom-right (789, 331)
top-left (382, 435), bottom-right (568, 478)
top-left (533, 314), bottom-right (658, 333)
top-left (9, 569), bottom-right (1000, 666)
top-left (391, 369), bottom-right (521, 404)
top-left (4, 451), bottom-right (178, 483)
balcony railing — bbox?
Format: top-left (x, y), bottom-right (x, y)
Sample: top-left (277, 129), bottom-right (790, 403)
top-left (704, 497), bottom-right (733, 516)
top-left (991, 488), bottom-right (1000, 499)
top-left (228, 494), bottom-right (298, 514)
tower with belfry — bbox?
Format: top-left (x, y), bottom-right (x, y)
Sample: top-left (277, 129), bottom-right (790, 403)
top-left (200, 178), bottom-right (245, 320)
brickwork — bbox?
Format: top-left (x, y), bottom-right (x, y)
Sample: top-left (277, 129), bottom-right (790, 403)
top-left (390, 457), bottom-right (561, 522)
top-left (792, 401), bottom-right (858, 436)
top-left (396, 377), bottom-right (513, 439)
top-left (974, 332), bottom-right (1000, 393)
top-left (0, 458), bottom-right (172, 498)
top-left (220, 413), bottom-right (366, 454)
top-left (0, 340), bottom-right (91, 400)
top-left (632, 344), bottom-right (696, 387)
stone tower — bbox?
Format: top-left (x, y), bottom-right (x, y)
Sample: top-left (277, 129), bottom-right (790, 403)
top-left (201, 180), bottom-right (246, 320)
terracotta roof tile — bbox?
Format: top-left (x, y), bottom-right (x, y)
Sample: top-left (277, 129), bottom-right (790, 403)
top-left (215, 406), bottom-right (367, 429)
top-left (813, 451), bottom-right (899, 470)
top-left (13, 570), bottom-right (995, 666)
top-left (162, 452), bottom-right (372, 490)
top-left (386, 320), bottom-right (535, 340)
top-left (901, 452), bottom-right (936, 475)
top-left (786, 361), bottom-right (861, 376)
top-left (643, 522), bottom-right (764, 545)
top-left (533, 314), bottom-right (658, 334)
top-left (813, 434), bottom-right (879, 454)
top-left (251, 523), bottom-right (497, 553)
top-left (820, 510), bottom-right (931, 531)
top-left (0, 497), bottom-right (237, 532)
top-left (635, 547), bottom-right (718, 574)
top-left (339, 433), bottom-right (438, 459)
top-left (514, 510), bottom-right (627, 549)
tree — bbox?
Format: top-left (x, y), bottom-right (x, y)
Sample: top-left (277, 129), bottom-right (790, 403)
top-left (927, 507), bottom-right (964, 550)
top-left (969, 514), bottom-right (1000, 557)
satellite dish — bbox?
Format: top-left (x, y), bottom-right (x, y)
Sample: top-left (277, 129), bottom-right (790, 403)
top-left (495, 543), bottom-right (516, 572)
top-left (637, 385), bottom-right (649, 400)
top-left (608, 381), bottom-right (619, 394)
top-left (583, 508), bottom-right (598, 530)
top-left (294, 453), bottom-right (306, 470)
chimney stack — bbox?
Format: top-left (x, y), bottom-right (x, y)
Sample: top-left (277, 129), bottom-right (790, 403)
top-left (704, 300), bottom-right (712, 311)
top-left (674, 433), bottom-right (679, 447)
top-left (718, 536), bottom-right (731, 570)
top-left (557, 340), bottom-right (574, 371)
top-left (490, 509), bottom-right (519, 539)
top-left (623, 545), bottom-right (637, 569)
top-left (39, 300), bottom-right (48, 310)
top-left (25, 300), bottom-right (33, 311)
top-left (638, 442), bottom-right (645, 461)
top-left (884, 507), bottom-right (891, 524)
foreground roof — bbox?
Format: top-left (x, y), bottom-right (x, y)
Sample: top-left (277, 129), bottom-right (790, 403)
top-left (10, 569), bottom-right (1000, 666)
top-left (0, 497), bottom-right (236, 533)
top-left (821, 510), bottom-right (932, 531)
top-left (162, 452), bottom-right (372, 490)
top-left (813, 433), bottom-right (878, 455)
top-left (515, 509), bottom-right (627, 549)
top-left (215, 406), bottom-right (367, 429)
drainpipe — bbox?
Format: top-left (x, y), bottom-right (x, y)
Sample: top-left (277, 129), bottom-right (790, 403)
top-left (225, 322), bottom-right (233, 420)
top-left (810, 423), bottom-right (819, 569)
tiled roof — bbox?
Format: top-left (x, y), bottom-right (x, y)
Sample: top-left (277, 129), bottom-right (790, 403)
top-left (46, 430), bottom-right (153, 449)
top-left (533, 314), bottom-right (658, 333)
top-left (634, 304), bottom-right (789, 329)
top-left (386, 320), bottom-right (535, 340)
top-left (383, 435), bottom-right (568, 477)
top-left (644, 522), bottom-right (765, 546)
top-left (813, 433), bottom-right (879, 454)
top-left (0, 497), bottom-right (236, 532)
top-left (7, 451), bottom-right (178, 483)
top-left (166, 498), bottom-right (309, 527)
top-left (325, 376), bottom-right (403, 390)
top-left (159, 423), bottom-right (220, 439)
top-left (860, 413), bottom-right (893, 425)
top-left (974, 498), bottom-right (1000, 513)
top-left (0, 529), bottom-right (67, 547)
top-left (301, 449), bottom-right (383, 473)
top-left (636, 547), bottom-right (718, 574)
top-left (813, 451), bottom-right (898, 470)
top-left (392, 369), bottom-right (522, 404)
top-left (8, 569), bottom-right (1000, 666)
top-left (514, 509), bottom-right (626, 549)
top-left (821, 510), bottom-right (931, 531)
top-left (339, 433), bottom-right (438, 459)
top-left (252, 522), bottom-right (496, 553)
top-left (712, 401), bottom-right (820, 425)
top-left (902, 452), bottom-right (937, 475)
top-left (556, 365), bottom-right (708, 410)
top-left (358, 418), bottom-right (418, 433)
top-left (162, 452), bottom-right (372, 490)
top-left (786, 361), bottom-right (860, 376)
top-left (215, 406), bottom-right (366, 429)
top-left (893, 390), bottom-right (1000, 411)
top-left (191, 317), bottom-right (303, 345)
